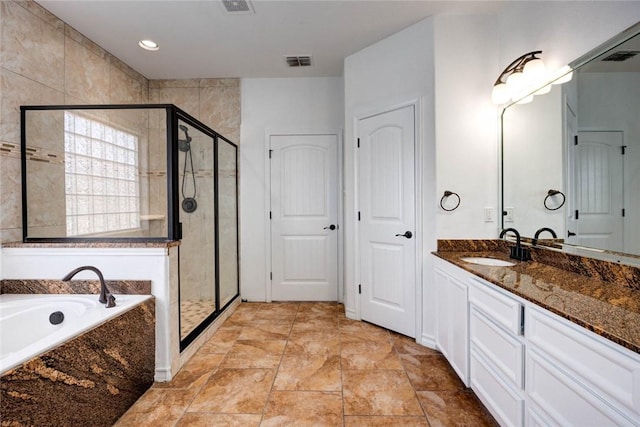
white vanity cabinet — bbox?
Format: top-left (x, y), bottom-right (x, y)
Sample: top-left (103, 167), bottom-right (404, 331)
top-left (469, 278), bottom-right (526, 427)
top-left (434, 257), bottom-right (470, 385)
top-left (526, 306), bottom-right (640, 426)
top-left (433, 255), bottom-right (640, 427)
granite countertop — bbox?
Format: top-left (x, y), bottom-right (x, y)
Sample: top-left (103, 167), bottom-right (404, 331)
top-left (434, 249), bottom-right (640, 355)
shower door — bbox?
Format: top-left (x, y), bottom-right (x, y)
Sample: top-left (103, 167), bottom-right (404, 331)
top-left (177, 118), bottom-right (217, 343)
top-left (217, 137), bottom-right (239, 308)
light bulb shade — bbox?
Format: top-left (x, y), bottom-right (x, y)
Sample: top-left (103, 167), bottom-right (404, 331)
top-left (506, 71), bottom-right (524, 94)
top-left (491, 83), bottom-right (511, 104)
top-left (523, 58), bottom-right (546, 80)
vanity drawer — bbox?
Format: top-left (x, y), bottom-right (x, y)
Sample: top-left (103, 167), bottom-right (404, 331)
top-left (470, 307), bottom-right (524, 389)
top-left (469, 278), bottom-right (523, 335)
top-left (527, 306), bottom-right (640, 419)
top-left (526, 347), bottom-right (637, 427)
top-left (470, 348), bottom-right (525, 427)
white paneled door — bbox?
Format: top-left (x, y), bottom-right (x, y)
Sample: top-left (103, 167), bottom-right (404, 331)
top-left (358, 105), bottom-right (416, 337)
top-left (270, 134), bottom-right (339, 301)
top-left (573, 131), bottom-right (624, 251)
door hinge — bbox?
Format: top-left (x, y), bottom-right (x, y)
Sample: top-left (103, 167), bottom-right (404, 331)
top-left (358, 284), bottom-right (362, 294)
top-left (622, 208), bottom-right (626, 217)
top-left (574, 135), bottom-right (578, 145)
top-left (269, 149), bottom-right (273, 159)
top-left (357, 138), bottom-right (360, 148)
top-left (270, 272), bottom-right (273, 280)
top-left (575, 209), bottom-right (579, 220)
top-left (358, 211), bottom-right (361, 221)
top-left (622, 145), bottom-right (627, 155)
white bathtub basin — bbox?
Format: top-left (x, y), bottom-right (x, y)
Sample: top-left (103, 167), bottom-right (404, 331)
top-left (0, 294), bottom-right (151, 374)
top-left (460, 257), bottom-right (516, 267)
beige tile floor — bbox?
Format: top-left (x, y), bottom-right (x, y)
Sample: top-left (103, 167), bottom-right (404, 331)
top-left (116, 302), bottom-right (498, 426)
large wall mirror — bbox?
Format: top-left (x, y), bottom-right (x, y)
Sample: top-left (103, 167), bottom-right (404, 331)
top-left (501, 21), bottom-right (640, 264)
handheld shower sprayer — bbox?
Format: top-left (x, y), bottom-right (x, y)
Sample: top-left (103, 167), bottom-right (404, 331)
top-left (178, 124), bottom-right (197, 213)
top-left (178, 125), bottom-right (192, 153)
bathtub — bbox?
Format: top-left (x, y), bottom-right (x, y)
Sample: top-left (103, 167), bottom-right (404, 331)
top-left (0, 293), bottom-right (152, 374)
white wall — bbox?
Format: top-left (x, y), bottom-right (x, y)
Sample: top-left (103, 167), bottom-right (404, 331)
top-left (344, 18), bottom-right (436, 344)
top-left (433, 15), bottom-right (500, 238)
top-left (497, 2), bottom-right (640, 77)
top-left (239, 77), bottom-right (344, 301)
top-left (502, 85), bottom-right (565, 237)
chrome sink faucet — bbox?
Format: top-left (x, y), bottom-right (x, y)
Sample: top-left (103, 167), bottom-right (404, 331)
top-left (500, 228), bottom-right (531, 261)
top-left (62, 266), bottom-right (116, 308)
top-left (532, 227), bottom-right (557, 246)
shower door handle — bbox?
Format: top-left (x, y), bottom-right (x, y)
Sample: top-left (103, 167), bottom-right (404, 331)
top-left (324, 224), bottom-right (336, 231)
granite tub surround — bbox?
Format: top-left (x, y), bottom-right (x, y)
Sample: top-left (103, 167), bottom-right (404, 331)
top-left (434, 239), bottom-right (640, 354)
top-left (0, 298), bottom-right (155, 427)
top-left (0, 279), bottom-right (152, 295)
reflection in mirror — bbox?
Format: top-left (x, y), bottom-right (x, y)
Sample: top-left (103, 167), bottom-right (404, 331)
top-left (501, 22), bottom-right (640, 262)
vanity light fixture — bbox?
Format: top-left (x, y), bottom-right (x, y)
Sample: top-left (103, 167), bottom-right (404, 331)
top-left (492, 51), bottom-right (546, 105)
top-left (138, 39), bottom-right (159, 51)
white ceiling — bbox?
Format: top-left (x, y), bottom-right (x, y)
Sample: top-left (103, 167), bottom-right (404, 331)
top-left (36, 0), bottom-right (503, 80)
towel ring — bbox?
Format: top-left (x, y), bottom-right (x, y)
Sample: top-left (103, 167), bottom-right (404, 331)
top-left (440, 190), bottom-right (461, 212)
top-left (544, 189), bottom-right (565, 211)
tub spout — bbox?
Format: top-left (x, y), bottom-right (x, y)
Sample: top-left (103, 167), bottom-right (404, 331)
top-left (62, 266), bottom-right (116, 308)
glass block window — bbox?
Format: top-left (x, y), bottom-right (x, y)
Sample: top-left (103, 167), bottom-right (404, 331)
top-left (64, 112), bottom-right (140, 236)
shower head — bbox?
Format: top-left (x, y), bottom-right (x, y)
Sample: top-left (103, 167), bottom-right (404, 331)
top-left (178, 124), bottom-right (192, 152)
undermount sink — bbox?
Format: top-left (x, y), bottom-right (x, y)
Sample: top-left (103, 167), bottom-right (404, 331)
top-left (460, 257), bottom-right (516, 267)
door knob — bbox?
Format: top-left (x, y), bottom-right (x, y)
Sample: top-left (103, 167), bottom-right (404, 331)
top-left (567, 230), bottom-right (576, 237)
top-left (395, 231), bottom-right (413, 239)
top-left (324, 224), bottom-right (336, 230)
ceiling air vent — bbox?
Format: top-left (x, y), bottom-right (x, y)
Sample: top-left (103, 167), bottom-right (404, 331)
top-left (601, 51), bottom-right (640, 62)
top-left (222, 0), bottom-right (254, 13)
top-left (285, 55), bottom-right (312, 67)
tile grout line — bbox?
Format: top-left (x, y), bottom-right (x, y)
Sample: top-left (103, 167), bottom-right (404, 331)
top-left (392, 334), bottom-right (431, 424)
top-left (257, 302), bottom-right (299, 425)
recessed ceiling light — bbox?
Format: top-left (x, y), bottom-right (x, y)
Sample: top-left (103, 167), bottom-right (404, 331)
top-left (138, 39), bottom-right (159, 51)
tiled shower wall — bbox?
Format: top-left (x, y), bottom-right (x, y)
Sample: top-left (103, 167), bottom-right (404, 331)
top-left (0, 0), bottom-right (241, 244)
top-left (0, 0), bottom-right (149, 243)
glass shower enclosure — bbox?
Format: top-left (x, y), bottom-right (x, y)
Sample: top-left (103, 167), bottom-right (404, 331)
top-left (20, 104), bottom-right (239, 351)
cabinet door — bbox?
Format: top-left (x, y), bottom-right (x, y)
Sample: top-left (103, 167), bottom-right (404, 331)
top-left (449, 276), bottom-right (468, 383)
top-left (434, 261), bottom-right (469, 386)
top-left (435, 267), bottom-right (450, 359)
